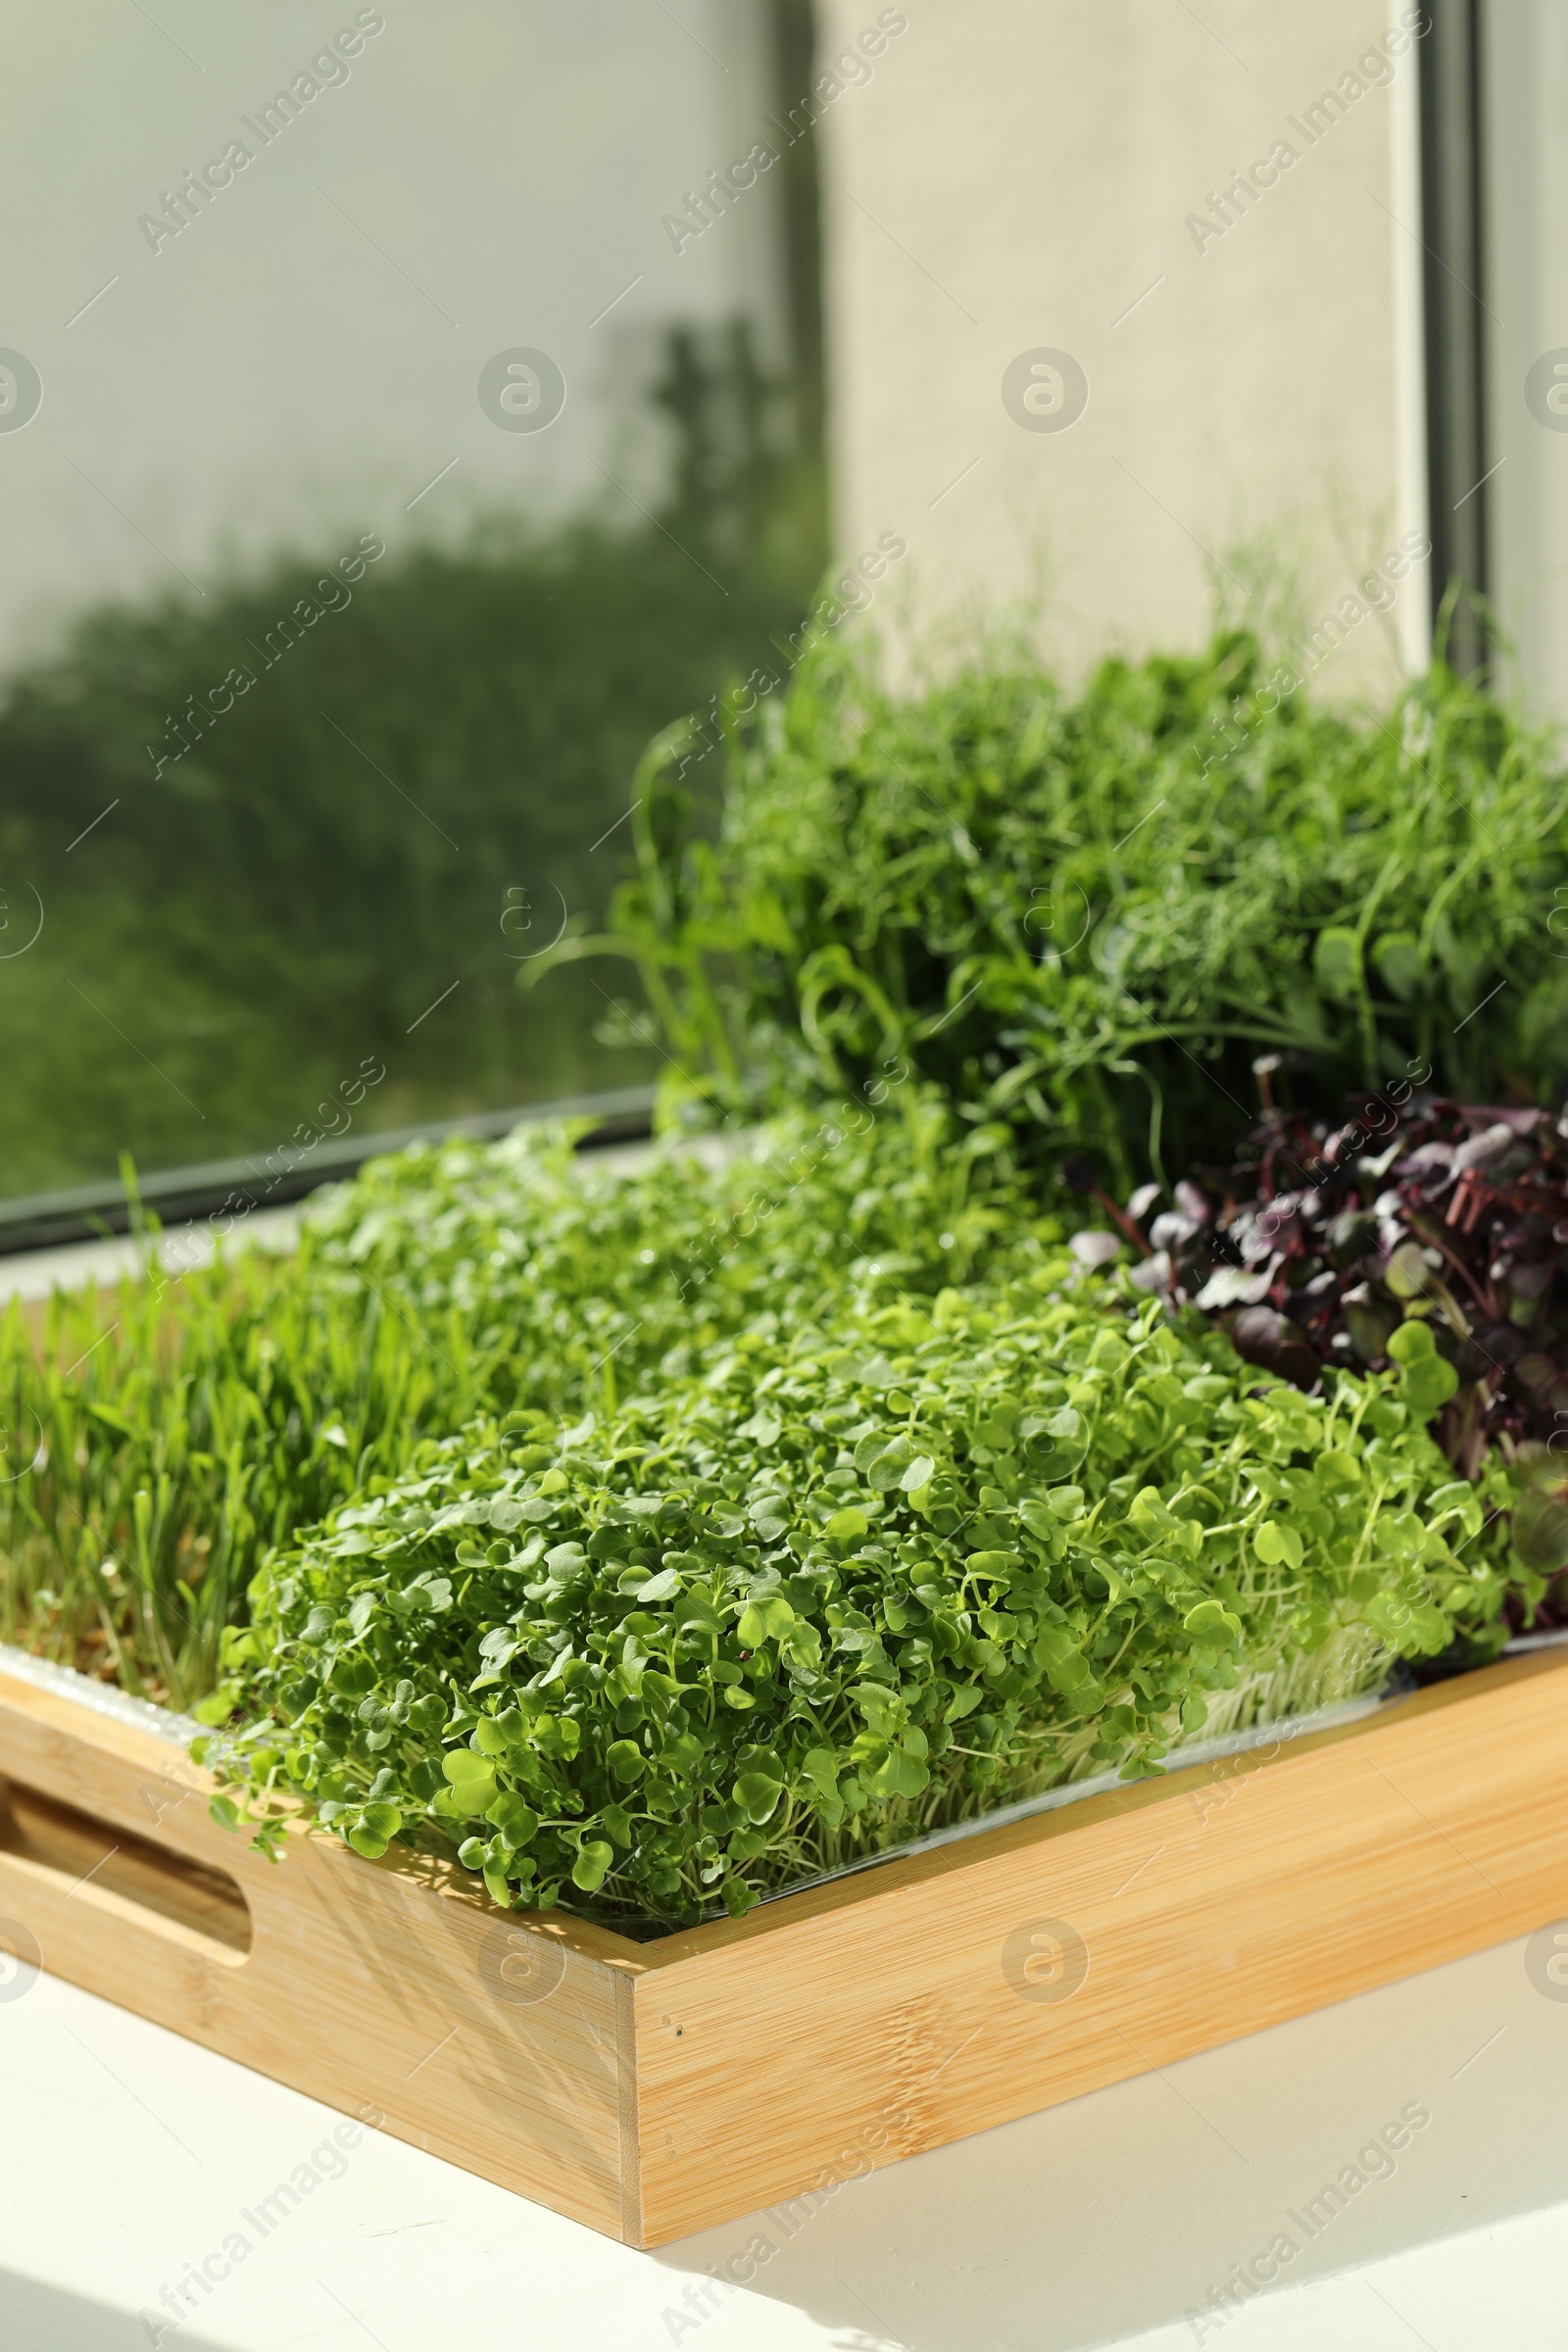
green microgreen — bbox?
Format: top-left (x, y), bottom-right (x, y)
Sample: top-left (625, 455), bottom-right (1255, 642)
top-left (202, 1260), bottom-right (1512, 1928)
top-left (0, 1092), bottom-right (1036, 1704)
top-left (549, 625), bottom-right (1568, 1187)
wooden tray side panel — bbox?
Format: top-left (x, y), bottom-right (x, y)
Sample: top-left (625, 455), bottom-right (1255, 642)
top-left (630, 1658), bottom-right (1568, 2244)
top-left (0, 1677), bottom-right (640, 2239)
top-left (9, 1656), bottom-right (1568, 2250)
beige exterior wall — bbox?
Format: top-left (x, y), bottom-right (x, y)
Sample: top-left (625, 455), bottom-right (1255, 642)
top-left (817, 0), bottom-right (1431, 693)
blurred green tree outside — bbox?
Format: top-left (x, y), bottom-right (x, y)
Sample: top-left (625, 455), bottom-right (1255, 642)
top-left (0, 321), bottom-right (826, 1197)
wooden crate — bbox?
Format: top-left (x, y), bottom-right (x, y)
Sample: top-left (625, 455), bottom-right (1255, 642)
top-left (1, 1647), bottom-right (1564, 2247)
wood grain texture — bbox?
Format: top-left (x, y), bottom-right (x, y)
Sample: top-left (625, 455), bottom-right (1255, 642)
top-left (0, 1670), bottom-right (645, 2235)
top-left (2, 1652), bottom-right (1565, 2248)
top-left (626, 1652), bottom-right (1568, 2243)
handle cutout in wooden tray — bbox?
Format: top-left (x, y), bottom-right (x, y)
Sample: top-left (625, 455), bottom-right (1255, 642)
top-left (0, 1773), bottom-right (252, 1957)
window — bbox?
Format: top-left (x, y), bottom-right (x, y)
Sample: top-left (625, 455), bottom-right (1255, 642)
top-left (0, 2), bottom-right (823, 1235)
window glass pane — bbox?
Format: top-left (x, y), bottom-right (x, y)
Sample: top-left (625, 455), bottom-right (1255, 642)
top-left (1483, 0), bottom-right (1568, 713)
top-left (0, 1), bottom-right (821, 1202)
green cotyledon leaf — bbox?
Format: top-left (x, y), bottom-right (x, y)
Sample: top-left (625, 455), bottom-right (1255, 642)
top-left (1182, 1599), bottom-right (1242, 1647)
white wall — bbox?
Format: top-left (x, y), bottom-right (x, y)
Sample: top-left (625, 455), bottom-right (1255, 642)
top-left (0, 0), bottom-right (791, 670)
top-left (815, 0), bottom-right (1432, 694)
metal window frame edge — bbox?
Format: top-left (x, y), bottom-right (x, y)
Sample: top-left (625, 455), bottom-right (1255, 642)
top-left (1418, 0), bottom-right (1491, 672)
top-left (0, 1085), bottom-right (658, 1258)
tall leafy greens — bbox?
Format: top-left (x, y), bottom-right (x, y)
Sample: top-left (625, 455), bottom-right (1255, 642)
top-left (546, 630), bottom-right (1568, 1189)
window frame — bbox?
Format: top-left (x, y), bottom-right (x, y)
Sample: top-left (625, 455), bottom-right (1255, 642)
top-left (1419, 0), bottom-right (1491, 671)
